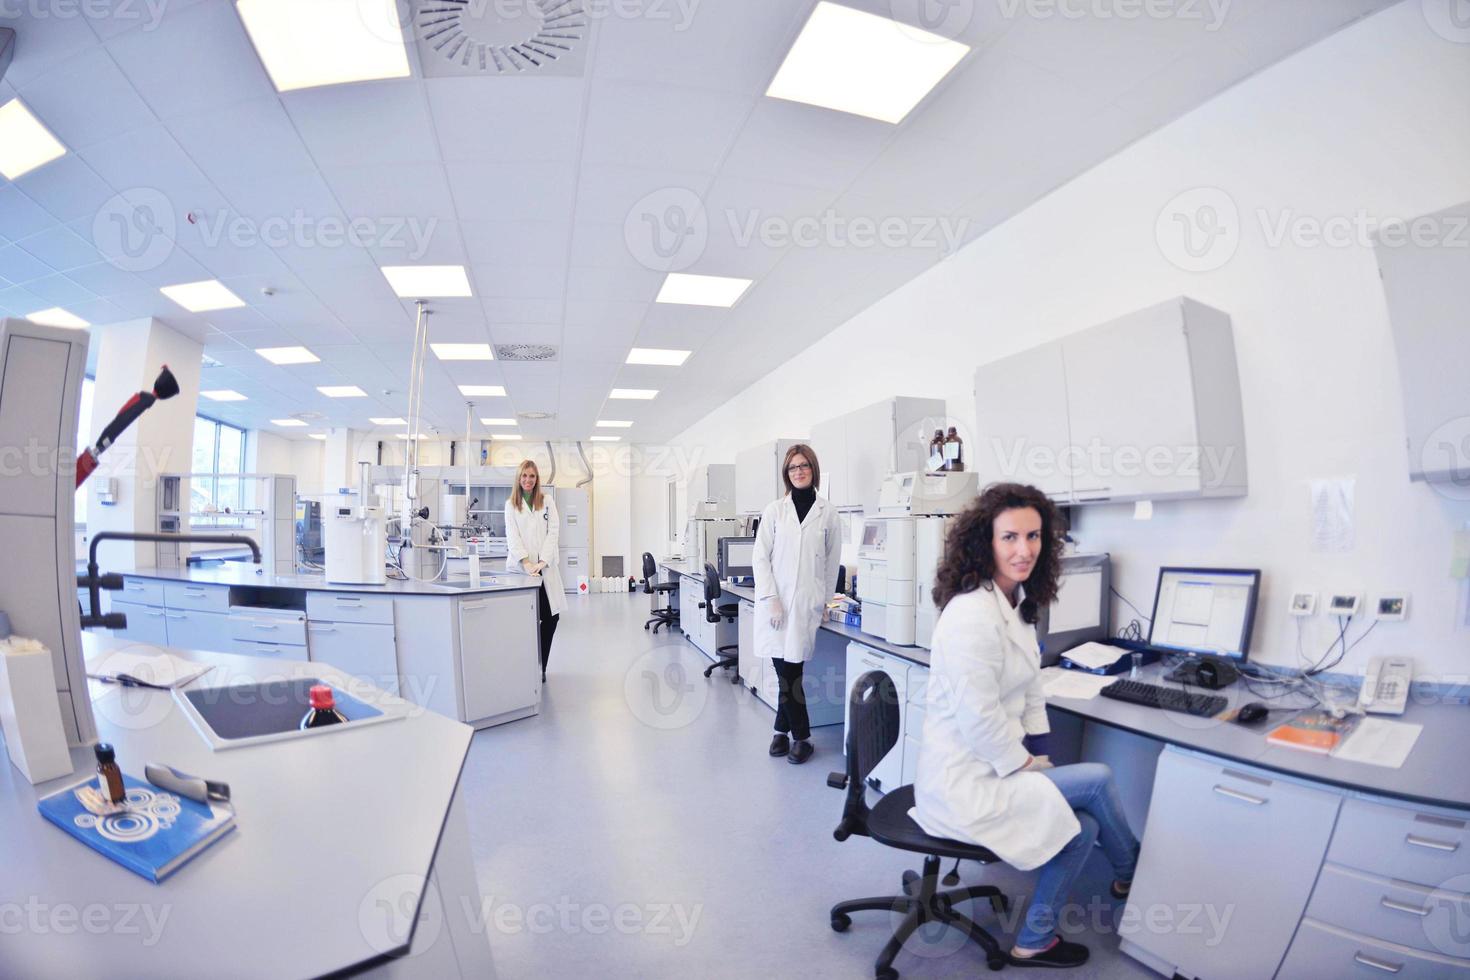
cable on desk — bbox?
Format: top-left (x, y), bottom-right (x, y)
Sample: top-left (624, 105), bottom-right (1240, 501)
top-left (1110, 587), bottom-right (1152, 629)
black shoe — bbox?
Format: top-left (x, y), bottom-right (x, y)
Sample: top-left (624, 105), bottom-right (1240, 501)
top-left (769, 734), bottom-right (790, 757)
top-left (1008, 937), bottom-right (1090, 968)
top-left (787, 739), bottom-right (814, 765)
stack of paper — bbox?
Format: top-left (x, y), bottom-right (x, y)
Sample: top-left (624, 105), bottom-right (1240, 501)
top-left (86, 647), bottom-right (213, 689)
top-left (1330, 717), bottom-right (1423, 768)
top-left (1060, 642), bottom-right (1129, 671)
top-left (1040, 667), bottom-right (1118, 701)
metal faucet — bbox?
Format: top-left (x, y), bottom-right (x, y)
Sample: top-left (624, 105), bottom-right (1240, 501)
top-left (78, 532), bottom-right (262, 630)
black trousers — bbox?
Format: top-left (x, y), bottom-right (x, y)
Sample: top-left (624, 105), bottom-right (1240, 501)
top-left (537, 582), bottom-right (559, 675)
top-left (771, 658), bottom-right (810, 741)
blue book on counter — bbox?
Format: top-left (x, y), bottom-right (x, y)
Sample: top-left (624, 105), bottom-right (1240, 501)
top-left (37, 773), bottom-right (236, 883)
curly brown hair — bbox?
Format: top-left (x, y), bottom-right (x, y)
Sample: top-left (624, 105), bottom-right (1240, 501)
top-left (931, 482), bottom-right (1065, 625)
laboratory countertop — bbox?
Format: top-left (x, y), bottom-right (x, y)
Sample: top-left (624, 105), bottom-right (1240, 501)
top-left (0, 634), bottom-right (472, 977)
top-left (95, 561), bottom-right (543, 596)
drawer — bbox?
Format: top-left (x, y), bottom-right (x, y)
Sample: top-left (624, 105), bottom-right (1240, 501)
top-left (907, 665), bottom-right (929, 705)
top-left (1278, 919), bottom-right (1470, 979)
top-left (118, 577), bottom-right (165, 607)
top-left (306, 591), bottom-right (394, 625)
top-left (231, 639), bottom-right (309, 662)
top-left (163, 582), bottom-right (230, 613)
top-left (306, 619), bottom-right (398, 692)
top-left (1307, 863), bottom-right (1470, 959)
top-left (1329, 796), bottom-right (1470, 884)
top-left (109, 600), bottom-right (168, 644)
top-left (229, 610), bottom-right (307, 648)
top-left (906, 701), bottom-right (927, 738)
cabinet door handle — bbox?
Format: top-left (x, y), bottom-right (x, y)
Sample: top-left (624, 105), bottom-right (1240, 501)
top-left (1406, 834), bottom-right (1459, 853)
top-left (1352, 953), bottom-right (1403, 973)
top-left (1380, 897), bottom-right (1430, 917)
top-left (125, 583), bottom-right (145, 592)
top-left (183, 589), bottom-right (206, 596)
top-left (1211, 785), bottom-right (1267, 806)
top-left (165, 611), bottom-right (185, 620)
top-left (144, 610), bottom-right (164, 617)
top-left (462, 600), bottom-right (488, 611)
top-left (308, 624), bottom-right (335, 633)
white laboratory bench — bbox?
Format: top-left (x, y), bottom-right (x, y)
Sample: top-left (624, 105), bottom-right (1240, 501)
top-left (0, 636), bottom-right (496, 978)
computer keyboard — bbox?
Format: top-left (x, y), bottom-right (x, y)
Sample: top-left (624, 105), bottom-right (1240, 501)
top-left (1100, 679), bottom-right (1228, 717)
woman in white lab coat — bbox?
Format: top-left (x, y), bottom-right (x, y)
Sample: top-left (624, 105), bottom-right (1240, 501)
top-left (912, 483), bottom-right (1141, 969)
top-left (505, 459), bottom-right (567, 682)
top-left (752, 444), bottom-right (841, 765)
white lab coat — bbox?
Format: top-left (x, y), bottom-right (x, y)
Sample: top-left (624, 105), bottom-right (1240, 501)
top-left (504, 494), bottom-right (567, 618)
top-left (752, 493), bottom-right (841, 664)
top-left (910, 583), bottom-right (1080, 871)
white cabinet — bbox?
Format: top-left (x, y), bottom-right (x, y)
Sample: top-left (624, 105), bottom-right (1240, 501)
top-left (812, 397), bottom-right (948, 511)
top-left (457, 594), bottom-right (540, 724)
top-left (109, 600), bottom-right (168, 645)
top-left (1123, 748), bottom-right (1340, 979)
top-left (738, 599), bottom-right (760, 692)
top-left (688, 464), bottom-right (736, 517)
top-left (843, 643), bottom-right (910, 793)
top-left (1376, 200), bottom-right (1470, 486)
top-left (735, 438), bottom-right (803, 515)
top-left (975, 297), bottom-right (1247, 504)
top-left (307, 620), bottom-right (398, 693)
top-left (164, 608), bottom-right (230, 653)
top-left (678, 572), bottom-right (703, 645)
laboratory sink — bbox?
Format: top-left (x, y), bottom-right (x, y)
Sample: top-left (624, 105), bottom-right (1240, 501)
top-left (178, 677), bottom-right (397, 751)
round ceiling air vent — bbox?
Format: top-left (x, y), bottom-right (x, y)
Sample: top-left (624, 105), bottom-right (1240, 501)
top-left (495, 344), bottom-right (558, 362)
top-left (415, 0), bottom-right (586, 75)
top-left (518, 411), bottom-right (556, 421)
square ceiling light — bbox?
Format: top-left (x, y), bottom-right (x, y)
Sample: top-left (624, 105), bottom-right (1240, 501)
top-left (0, 98), bottom-right (67, 179)
top-left (395, 433), bottom-right (428, 440)
top-left (381, 265), bottom-right (472, 298)
top-left (431, 343), bottom-right (494, 361)
top-left (491, 433), bottom-right (522, 441)
top-left (160, 280), bottom-right (245, 312)
top-left (317, 385), bottom-right (367, 398)
top-left (458, 385), bottom-right (506, 397)
top-left (655, 273), bottom-right (753, 308)
top-left (271, 418), bottom-right (307, 427)
top-left (590, 436), bottom-right (621, 442)
top-left (25, 307), bottom-right (89, 328)
top-left (309, 433), bottom-right (327, 440)
top-left (237, 0), bottom-right (412, 93)
top-left (370, 417), bottom-right (407, 425)
top-left (609, 388), bottom-right (658, 400)
top-left (256, 346), bottom-right (320, 365)
top-left (200, 390), bottom-right (248, 402)
top-left (479, 418), bottom-right (517, 426)
top-left (596, 420), bottom-right (634, 429)
top-left (626, 348), bottom-right (690, 366)
top-left (766, 2), bottom-right (970, 124)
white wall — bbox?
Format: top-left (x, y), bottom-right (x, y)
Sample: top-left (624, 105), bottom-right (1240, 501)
top-left (666, 4), bottom-right (1470, 679)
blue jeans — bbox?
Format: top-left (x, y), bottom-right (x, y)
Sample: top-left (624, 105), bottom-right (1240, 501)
top-left (1015, 762), bottom-right (1141, 949)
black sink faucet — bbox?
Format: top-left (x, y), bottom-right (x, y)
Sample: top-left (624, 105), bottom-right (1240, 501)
top-left (78, 532), bottom-right (262, 630)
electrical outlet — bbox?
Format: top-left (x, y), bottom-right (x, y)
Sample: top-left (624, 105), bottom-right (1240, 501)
top-left (1289, 591), bottom-right (1317, 617)
top-left (1373, 594), bottom-right (1408, 622)
top-left (1327, 593), bottom-right (1361, 617)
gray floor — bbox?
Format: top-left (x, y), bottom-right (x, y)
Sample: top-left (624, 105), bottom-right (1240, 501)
top-left (459, 593), bottom-right (1157, 979)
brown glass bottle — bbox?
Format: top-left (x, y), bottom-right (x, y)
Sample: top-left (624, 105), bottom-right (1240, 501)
top-left (929, 429), bottom-right (946, 471)
top-left (944, 427), bottom-right (965, 472)
top-left (300, 685), bottom-right (348, 729)
top-left (95, 742), bottom-right (125, 803)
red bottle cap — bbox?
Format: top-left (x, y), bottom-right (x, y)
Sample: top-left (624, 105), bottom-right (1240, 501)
top-left (309, 685), bottom-right (335, 710)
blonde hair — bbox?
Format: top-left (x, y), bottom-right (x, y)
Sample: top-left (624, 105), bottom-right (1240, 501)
top-left (512, 459), bottom-right (544, 512)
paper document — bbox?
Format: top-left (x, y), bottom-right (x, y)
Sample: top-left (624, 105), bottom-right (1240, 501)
top-left (1330, 717), bottom-right (1423, 769)
top-left (1041, 667), bottom-right (1117, 701)
top-left (86, 647), bottom-right (213, 689)
top-left (1059, 642), bottom-right (1128, 670)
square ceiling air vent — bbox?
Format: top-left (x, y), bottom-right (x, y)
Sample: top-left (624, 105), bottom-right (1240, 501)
top-left (495, 343), bottom-right (558, 362)
top-left (412, 0), bottom-right (590, 78)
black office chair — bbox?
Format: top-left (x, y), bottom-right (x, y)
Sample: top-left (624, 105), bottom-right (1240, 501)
top-left (699, 562), bottom-right (740, 683)
top-left (829, 671), bottom-right (1010, 978)
top-left (641, 552), bottom-right (680, 634)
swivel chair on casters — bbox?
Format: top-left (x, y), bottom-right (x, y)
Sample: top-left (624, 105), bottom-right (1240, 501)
top-left (829, 670), bottom-right (1011, 978)
top-left (699, 563), bottom-right (740, 683)
top-left (641, 552), bottom-right (679, 634)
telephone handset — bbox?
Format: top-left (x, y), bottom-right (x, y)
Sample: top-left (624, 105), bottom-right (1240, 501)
top-left (1358, 655), bottom-right (1412, 716)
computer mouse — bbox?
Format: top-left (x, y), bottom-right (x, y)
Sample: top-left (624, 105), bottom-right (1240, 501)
top-left (1236, 702), bottom-right (1268, 724)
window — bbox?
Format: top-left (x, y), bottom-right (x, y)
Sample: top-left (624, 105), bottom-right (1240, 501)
top-left (74, 377), bottom-right (94, 526)
top-left (191, 415), bottom-right (247, 528)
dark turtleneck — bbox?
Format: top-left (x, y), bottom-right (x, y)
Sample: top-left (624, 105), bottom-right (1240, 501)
top-left (791, 485), bottom-right (816, 524)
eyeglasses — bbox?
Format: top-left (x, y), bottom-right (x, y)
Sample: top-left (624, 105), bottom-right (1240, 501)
top-left (786, 462), bottom-right (812, 474)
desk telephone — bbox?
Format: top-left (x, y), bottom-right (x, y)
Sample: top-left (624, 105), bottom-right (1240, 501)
top-left (1358, 655), bottom-right (1412, 716)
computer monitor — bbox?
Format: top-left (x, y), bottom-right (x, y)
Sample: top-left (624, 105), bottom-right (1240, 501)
top-left (719, 536), bottom-right (756, 580)
top-left (1037, 553), bottom-right (1111, 665)
top-left (1147, 567), bottom-right (1261, 662)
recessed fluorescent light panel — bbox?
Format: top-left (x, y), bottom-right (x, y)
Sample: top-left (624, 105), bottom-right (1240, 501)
top-left (458, 385), bottom-right (506, 397)
top-left (626, 348), bottom-right (691, 367)
top-left (395, 433), bottom-right (428, 440)
top-left (381, 265), bottom-right (472, 298)
top-left (655, 273), bottom-right (753, 308)
top-left (26, 307), bottom-right (89, 328)
top-left (596, 420), bottom-right (634, 429)
top-left (271, 419), bottom-right (307, 427)
top-left (317, 385), bottom-right (367, 398)
top-left (491, 433), bottom-right (522, 441)
top-left (200, 390), bottom-right (248, 402)
top-left (160, 280), bottom-right (245, 312)
top-left (766, 2), bottom-right (971, 124)
top-left (237, 0), bottom-right (412, 93)
top-left (256, 346), bottom-right (320, 365)
top-left (309, 433), bottom-right (327, 440)
top-left (0, 98), bottom-right (67, 179)
top-left (479, 418), bottom-right (517, 426)
top-left (590, 436), bottom-right (621, 442)
top-left (370, 417), bottom-right (407, 426)
top-left (431, 343), bottom-right (494, 361)
top-left (609, 388), bottom-right (658, 400)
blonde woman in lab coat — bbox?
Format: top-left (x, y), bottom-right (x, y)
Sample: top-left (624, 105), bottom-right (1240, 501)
top-left (505, 459), bottom-right (567, 682)
top-left (752, 444), bottom-right (841, 765)
top-left (913, 483), bottom-right (1141, 969)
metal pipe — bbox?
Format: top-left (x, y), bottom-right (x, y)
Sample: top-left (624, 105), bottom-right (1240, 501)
top-left (81, 531), bottom-right (262, 629)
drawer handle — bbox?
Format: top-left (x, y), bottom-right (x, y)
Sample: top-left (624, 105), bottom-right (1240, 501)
top-left (1406, 834), bottom-right (1459, 853)
top-left (1353, 953), bottom-right (1403, 974)
top-left (144, 610), bottom-right (164, 617)
top-left (1212, 785), bottom-right (1267, 806)
top-left (1380, 897), bottom-right (1431, 917)
top-left (165, 611), bottom-right (184, 619)
top-left (334, 597), bottom-right (362, 604)
top-left (251, 623), bottom-right (278, 631)
top-left (308, 625), bottom-right (335, 633)
top-left (183, 589), bottom-right (206, 596)
top-left (125, 584), bottom-right (145, 592)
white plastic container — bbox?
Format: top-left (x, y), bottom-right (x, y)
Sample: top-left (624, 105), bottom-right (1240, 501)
top-left (0, 637), bottom-right (74, 784)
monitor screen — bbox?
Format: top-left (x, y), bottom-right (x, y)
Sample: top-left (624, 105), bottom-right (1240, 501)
top-left (1147, 567), bottom-right (1261, 661)
top-left (719, 537), bottom-right (756, 578)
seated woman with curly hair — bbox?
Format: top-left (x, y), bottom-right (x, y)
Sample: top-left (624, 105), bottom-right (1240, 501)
top-left (911, 482), bottom-right (1141, 969)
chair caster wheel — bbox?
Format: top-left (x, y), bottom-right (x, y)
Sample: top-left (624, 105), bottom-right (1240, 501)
top-left (987, 955), bottom-right (1006, 971)
top-left (730, 673), bottom-right (740, 684)
top-left (702, 667), bottom-right (714, 678)
top-left (830, 913), bottom-right (851, 933)
top-left (877, 968), bottom-right (899, 980)
top-left (901, 870), bottom-right (920, 895)
top-left (990, 895), bottom-right (1010, 915)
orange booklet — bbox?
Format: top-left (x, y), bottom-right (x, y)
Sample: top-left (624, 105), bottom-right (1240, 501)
top-left (1267, 710), bottom-right (1360, 754)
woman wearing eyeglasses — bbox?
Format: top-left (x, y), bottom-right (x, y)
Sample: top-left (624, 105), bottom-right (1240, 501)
top-left (752, 444), bottom-right (841, 765)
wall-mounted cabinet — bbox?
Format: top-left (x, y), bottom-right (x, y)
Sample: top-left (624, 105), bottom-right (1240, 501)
top-left (811, 396), bottom-right (947, 511)
top-left (735, 438), bottom-right (803, 515)
top-left (973, 297), bottom-right (1248, 505)
top-left (687, 464), bottom-right (736, 518)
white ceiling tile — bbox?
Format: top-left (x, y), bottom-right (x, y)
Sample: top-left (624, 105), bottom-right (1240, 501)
top-left (61, 254), bottom-right (149, 297)
top-left (569, 221), bottom-right (649, 271)
top-left (21, 274), bottom-right (98, 306)
top-left (481, 297), bottom-right (562, 325)
top-left (76, 124), bottom-right (210, 197)
top-left (167, 96), bottom-right (315, 179)
top-left (15, 46), bottom-right (156, 149)
top-left (446, 161), bottom-right (578, 222)
top-left (283, 80), bottom-right (441, 168)
top-left (473, 264), bottom-right (566, 299)
top-left (563, 299), bottom-right (646, 330)
top-left (322, 164), bottom-right (459, 222)
top-left (720, 99), bottom-right (892, 191)
top-left (0, 187), bottom-right (60, 240)
top-left (0, 285), bottom-right (48, 315)
top-left (460, 220), bottom-right (571, 267)
top-left (424, 76), bottom-right (585, 163)
top-left (362, 218), bottom-right (465, 266)
top-left (582, 80), bottom-right (755, 174)
top-left (0, 245), bottom-right (57, 283)
top-left (565, 265), bottom-right (662, 304)
top-left (84, 0), bottom-right (212, 42)
top-left (15, 226), bottom-right (103, 270)
top-left (122, 245), bottom-right (211, 289)
top-left (66, 297), bottom-right (132, 326)
top-left (0, 13), bottom-right (100, 89)
top-left (12, 154), bottom-right (120, 223)
top-left (573, 165), bottom-right (710, 226)
top-left (1110, 40), bottom-right (1254, 130)
top-left (200, 305), bottom-right (276, 334)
